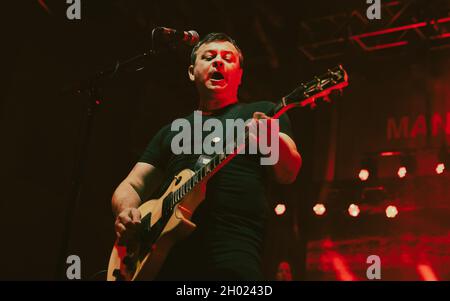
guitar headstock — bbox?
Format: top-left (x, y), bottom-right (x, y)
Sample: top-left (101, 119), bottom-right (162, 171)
top-left (282, 65), bottom-right (348, 109)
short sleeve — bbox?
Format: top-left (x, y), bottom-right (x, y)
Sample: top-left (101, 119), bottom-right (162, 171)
top-left (138, 125), bottom-right (169, 169)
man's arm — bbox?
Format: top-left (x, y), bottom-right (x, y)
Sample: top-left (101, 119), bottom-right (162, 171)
top-left (272, 132), bottom-right (302, 184)
top-left (251, 112), bottom-right (302, 184)
top-left (112, 162), bottom-right (164, 241)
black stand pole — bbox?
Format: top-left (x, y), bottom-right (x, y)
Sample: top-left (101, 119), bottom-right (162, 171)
top-left (55, 48), bottom-right (158, 280)
top-left (56, 84), bottom-right (99, 280)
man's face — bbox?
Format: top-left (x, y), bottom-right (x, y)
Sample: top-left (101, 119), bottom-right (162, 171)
top-left (189, 41), bottom-right (243, 98)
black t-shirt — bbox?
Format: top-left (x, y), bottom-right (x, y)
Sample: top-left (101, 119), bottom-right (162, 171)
top-left (138, 101), bottom-right (294, 280)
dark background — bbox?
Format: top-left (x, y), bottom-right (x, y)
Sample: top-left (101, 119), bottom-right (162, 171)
top-left (1, 0), bottom-right (449, 280)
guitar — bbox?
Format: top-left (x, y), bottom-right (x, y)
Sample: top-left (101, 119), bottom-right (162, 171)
top-left (107, 65), bottom-right (349, 281)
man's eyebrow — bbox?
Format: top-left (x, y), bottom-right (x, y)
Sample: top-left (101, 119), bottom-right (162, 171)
top-left (202, 49), bottom-right (235, 54)
top-left (202, 49), bottom-right (217, 54)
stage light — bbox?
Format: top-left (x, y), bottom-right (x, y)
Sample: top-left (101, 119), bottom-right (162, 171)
top-left (358, 157), bottom-right (376, 181)
top-left (385, 205), bottom-right (398, 218)
top-left (275, 204), bottom-right (286, 216)
top-left (313, 203), bottom-right (326, 216)
top-left (437, 145), bottom-right (449, 174)
top-left (417, 264), bottom-right (439, 281)
top-left (435, 163), bottom-right (445, 174)
top-left (380, 151), bottom-right (401, 157)
top-left (398, 153), bottom-right (416, 178)
top-left (397, 166), bottom-right (407, 178)
top-left (358, 169), bottom-right (369, 181)
top-left (348, 204), bottom-right (360, 217)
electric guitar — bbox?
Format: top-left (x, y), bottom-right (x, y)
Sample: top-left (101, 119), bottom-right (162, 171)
top-left (107, 65), bottom-right (349, 281)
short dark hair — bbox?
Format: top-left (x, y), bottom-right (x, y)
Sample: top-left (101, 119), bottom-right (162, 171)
top-left (190, 33), bottom-right (244, 68)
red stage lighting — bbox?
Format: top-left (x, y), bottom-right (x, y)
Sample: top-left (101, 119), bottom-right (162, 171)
top-left (385, 205), bottom-right (398, 218)
top-left (417, 264), bottom-right (439, 281)
top-left (275, 204), bottom-right (286, 216)
top-left (436, 163), bottom-right (445, 174)
top-left (397, 166), bottom-right (407, 178)
top-left (348, 204), bottom-right (360, 217)
top-left (380, 151), bottom-right (401, 157)
top-left (358, 169), bottom-right (369, 181)
top-left (313, 203), bottom-right (326, 216)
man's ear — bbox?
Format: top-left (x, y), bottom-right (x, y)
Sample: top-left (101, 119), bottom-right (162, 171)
top-left (188, 65), bottom-right (195, 82)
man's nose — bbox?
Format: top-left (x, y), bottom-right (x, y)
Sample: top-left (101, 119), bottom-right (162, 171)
top-left (212, 60), bottom-right (224, 69)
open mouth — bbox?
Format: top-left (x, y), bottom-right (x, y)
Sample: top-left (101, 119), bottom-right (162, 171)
top-left (210, 71), bottom-right (225, 81)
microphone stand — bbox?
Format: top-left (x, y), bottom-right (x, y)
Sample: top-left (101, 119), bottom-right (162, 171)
top-left (56, 27), bottom-right (185, 280)
top-left (55, 49), bottom-right (158, 280)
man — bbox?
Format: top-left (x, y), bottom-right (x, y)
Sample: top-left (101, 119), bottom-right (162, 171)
top-left (111, 33), bottom-right (302, 280)
top-left (275, 261), bottom-right (293, 281)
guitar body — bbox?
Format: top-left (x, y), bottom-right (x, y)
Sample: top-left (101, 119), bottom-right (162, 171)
top-left (107, 169), bottom-right (206, 281)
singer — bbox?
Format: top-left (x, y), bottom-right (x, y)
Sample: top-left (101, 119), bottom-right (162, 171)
top-left (111, 33), bottom-right (302, 280)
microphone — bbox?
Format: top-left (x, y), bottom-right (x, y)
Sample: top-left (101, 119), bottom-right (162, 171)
top-left (153, 27), bottom-right (200, 47)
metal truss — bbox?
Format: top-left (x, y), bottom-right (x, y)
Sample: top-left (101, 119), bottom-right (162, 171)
top-left (298, 0), bottom-right (450, 61)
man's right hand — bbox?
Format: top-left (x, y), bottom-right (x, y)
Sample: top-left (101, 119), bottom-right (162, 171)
top-left (115, 208), bottom-right (141, 245)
